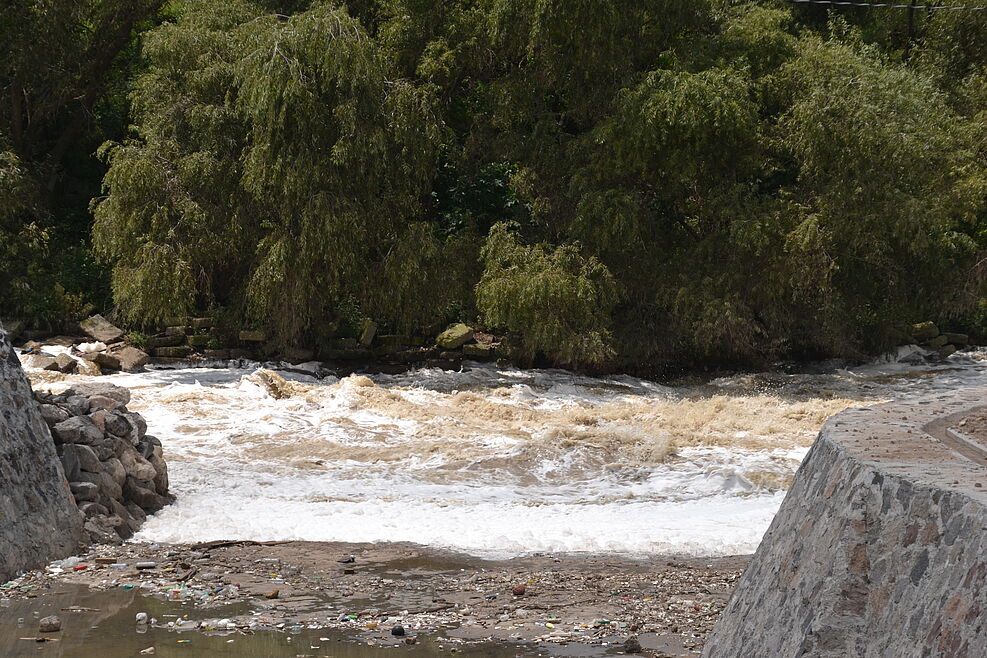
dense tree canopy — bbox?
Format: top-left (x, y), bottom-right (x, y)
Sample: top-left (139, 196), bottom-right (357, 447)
top-left (4, 0), bottom-right (987, 369)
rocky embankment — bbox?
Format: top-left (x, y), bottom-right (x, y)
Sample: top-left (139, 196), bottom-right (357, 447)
top-left (35, 382), bottom-right (173, 546)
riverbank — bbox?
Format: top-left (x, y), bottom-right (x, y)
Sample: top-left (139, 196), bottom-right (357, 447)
top-left (2, 541), bottom-right (747, 657)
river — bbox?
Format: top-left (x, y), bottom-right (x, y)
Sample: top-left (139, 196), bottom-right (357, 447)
top-left (26, 347), bottom-right (987, 557)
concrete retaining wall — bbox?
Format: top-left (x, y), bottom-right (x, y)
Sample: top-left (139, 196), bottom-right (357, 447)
top-left (0, 324), bottom-right (83, 582)
top-left (704, 387), bottom-right (987, 657)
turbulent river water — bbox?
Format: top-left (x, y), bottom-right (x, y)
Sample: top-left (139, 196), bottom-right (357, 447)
top-left (26, 348), bottom-right (987, 557)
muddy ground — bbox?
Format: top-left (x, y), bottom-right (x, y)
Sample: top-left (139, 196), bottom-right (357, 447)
top-left (1, 541), bottom-right (748, 657)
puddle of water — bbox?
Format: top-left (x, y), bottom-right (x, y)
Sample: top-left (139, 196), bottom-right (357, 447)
top-left (0, 585), bottom-right (563, 657)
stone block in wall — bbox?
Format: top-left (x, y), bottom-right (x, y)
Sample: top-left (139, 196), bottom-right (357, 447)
top-left (146, 334), bottom-right (186, 348)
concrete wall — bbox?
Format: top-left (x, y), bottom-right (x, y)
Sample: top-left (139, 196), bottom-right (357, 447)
top-left (0, 323), bottom-right (83, 582)
top-left (704, 387), bottom-right (987, 657)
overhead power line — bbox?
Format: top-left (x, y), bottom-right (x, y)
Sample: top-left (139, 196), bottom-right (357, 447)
top-left (782, 0), bottom-right (987, 10)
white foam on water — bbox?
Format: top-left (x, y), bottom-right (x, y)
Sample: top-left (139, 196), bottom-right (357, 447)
top-left (23, 349), bottom-right (987, 556)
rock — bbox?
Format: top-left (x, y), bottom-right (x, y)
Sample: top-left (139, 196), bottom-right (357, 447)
top-left (264, 589), bottom-right (280, 599)
top-left (436, 323), bottom-right (474, 350)
top-left (54, 353), bottom-right (77, 373)
top-left (149, 449), bottom-right (169, 493)
top-left (59, 446), bottom-right (81, 481)
top-left (38, 615), bottom-right (61, 633)
top-left (124, 477), bottom-right (166, 511)
top-left (624, 637), bottom-right (642, 653)
top-left (2, 319), bottom-right (25, 340)
top-left (391, 625), bottom-right (406, 637)
top-left (75, 359), bottom-right (102, 376)
top-left (117, 411), bottom-right (147, 443)
top-left (40, 404), bottom-right (71, 428)
top-left (109, 498), bottom-right (141, 535)
top-left (87, 394), bottom-right (123, 411)
top-left (283, 347), bottom-right (316, 363)
top-left (943, 332), bottom-right (969, 346)
top-left (70, 481), bottom-right (99, 501)
top-left (151, 345), bottom-right (192, 358)
top-left (462, 343), bottom-right (495, 358)
top-left (164, 326), bottom-right (188, 336)
top-left (120, 445), bottom-right (158, 482)
top-left (924, 334), bottom-right (949, 348)
top-left (88, 410), bottom-right (106, 433)
top-left (187, 334), bottom-right (212, 348)
top-left (938, 344), bottom-right (957, 360)
top-left (66, 444), bottom-right (101, 473)
top-left (512, 584), bottom-right (526, 596)
top-left (191, 317), bottom-right (214, 330)
top-left (78, 502), bottom-right (109, 517)
top-left (239, 329), bottom-right (266, 343)
top-left (162, 316), bottom-right (187, 327)
top-left (83, 517), bottom-right (123, 545)
top-left (909, 321), bottom-right (939, 341)
top-left (79, 470), bottom-right (123, 501)
top-left (80, 315), bottom-right (125, 343)
top-left (93, 352), bottom-right (122, 372)
top-left (57, 394), bottom-right (91, 416)
top-left (359, 320), bottom-right (378, 347)
top-left (35, 355), bottom-right (60, 371)
top-left (202, 349), bottom-right (230, 360)
top-left (52, 416), bottom-right (103, 445)
top-left (104, 412), bottom-right (131, 438)
top-left (102, 458), bottom-right (127, 486)
top-left (114, 346), bottom-right (149, 372)
top-left (146, 334), bottom-right (185, 348)
top-left (66, 383), bottom-right (131, 406)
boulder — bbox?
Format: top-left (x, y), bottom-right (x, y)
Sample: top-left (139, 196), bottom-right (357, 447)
top-left (59, 445), bottom-right (81, 481)
top-left (925, 334), bottom-right (949, 348)
top-left (66, 382), bottom-right (131, 406)
top-left (80, 314), bottom-right (125, 343)
top-left (69, 481), bottom-right (98, 502)
top-left (87, 394), bottom-right (123, 411)
top-left (93, 352), bottom-right (122, 372)
top-left (943, 332), bottom-right (969, 346)
top-left (119, 444), bottom-right (158, 482)
top-left (51, 416), bottom-right (103, 445)
top-left (187, 334), bottom-right (212, 348)
top-left (359, 320), bottom-right (378, 347)
top-left (66, 444), bottom-right (101, 473)
top-left (151, 345), bottom-right (192, 358)
top-left (149, 447), bottom-right (169, 493)
top-left (124, 476), bottom-right (167, 511)
top-left (239, 329), bottom-right (266, 343)
top-left (2, 319), bottom-right (25, 340)
top-left (102, 458), bottom-right (127, 487)
top-left (938, 344), bottom-right (957, 360)
top-left (191, 317), bottom-right (214, 330)
top-left (78, 502), bottom-right (109, 517)
top-left (203, 349), bottom-right (230, 360)
top-left (40, 404), bottom-right (71, 427)
top-left (146, 334), bottom-right (185, 348)
top-left (57, 394), bottom-right (91, 416)
top-left (104, 411), bottom-right (131, 438)
top-left (54, 353), bottom-right (77, 373)
top-left (463, 343), bottom-right (496, 358)
top-left (909, 321), bottom-right (939, 341)
top-left (113, 346), bottom-right (149, 372)
top-left (436, 323), bottom-right (474, 350)
top-left (164, 326), bottom-right (188, 336)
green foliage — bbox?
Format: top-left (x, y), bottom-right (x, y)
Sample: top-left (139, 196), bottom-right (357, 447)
top-left (5, 0), bottom-right (984, 369)
top-left (477, 223), bottom-right (618, 365)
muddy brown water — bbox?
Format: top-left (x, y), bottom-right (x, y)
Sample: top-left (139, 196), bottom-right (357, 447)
top-left (0, 584), bottom-right (614, 657)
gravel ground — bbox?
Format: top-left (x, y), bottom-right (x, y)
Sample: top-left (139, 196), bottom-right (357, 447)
top-left (1, 541), bottom-right (748, 656)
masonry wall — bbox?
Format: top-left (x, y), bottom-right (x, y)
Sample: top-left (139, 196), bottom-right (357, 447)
top-left (704, 388), bottom-right (987, 657)
top-left (0, 324), bottom-right (83, 582)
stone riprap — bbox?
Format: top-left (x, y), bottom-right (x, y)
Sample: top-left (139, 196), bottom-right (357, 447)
top-left (0, 324), bottom-right (82, 582)
top-left (704, 387), bottom-right (987, 657)
top-left (34, 382), bottom-right (173, 546)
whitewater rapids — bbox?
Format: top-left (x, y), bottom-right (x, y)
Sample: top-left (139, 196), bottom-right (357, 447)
top-left (26, 349), bottom-right (987, 556)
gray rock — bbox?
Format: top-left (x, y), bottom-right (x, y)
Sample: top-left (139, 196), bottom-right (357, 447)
top-left (52, 415), bottom-right (103, 445)
top-left (77, 470), bottom-right (122, 501)
top-left (38, 615), bottom-right (61, 633)
top-left (69, 481), bottom-right (99, 501)
top-left (40, 404), bottom-right (71, 427)
top-left (125, 476), bottom-right (166, 511)
top-left (114, 346), bottom-right (149, 372)
top-left (83, 517), bottom-right (123, 545)
top-left (67, 382), bottom-right (130, 406)
top-left (87, 394), bottom-right (123, 411)
top-left (78, 502), bottom-right (109, 517)
top-left (119, 444), bottom-right (157, 482)
top-left (239, 329), bottom-right (266, 343)
top-left (149, 447), bottom-right (169, 493)
top-left (65, 444), bottom-right (101, 473)
top-left (102, 458), bottom-right (127, 486)
top-left (104, 411), bottom-right (131, 437)
top-left (93, 352), bottom-right (122, 371)
top-left (55, 394), bottom-right (91, 416)
top-left (146, 334), bottom-right (185, 348)
top-left (80, 314), bottom-right (125, 343)
top-left (118, 411), bottom-right (147, 444)
top-left (54, 353), bottom-right (77, 373)
top-left (59, 445), bottom-right (81, 481)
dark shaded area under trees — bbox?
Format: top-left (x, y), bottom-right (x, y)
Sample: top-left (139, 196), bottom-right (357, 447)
top-left (2, 0), bottom-right (987, 372)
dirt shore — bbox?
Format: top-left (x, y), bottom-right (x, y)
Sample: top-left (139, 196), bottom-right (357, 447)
top-left (1, 541), bottom-right (748, 656)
